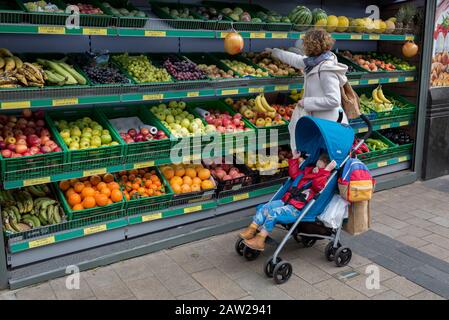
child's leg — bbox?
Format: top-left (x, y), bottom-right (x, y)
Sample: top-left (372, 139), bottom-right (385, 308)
top-left (240, 200), bottom-right (285, 240)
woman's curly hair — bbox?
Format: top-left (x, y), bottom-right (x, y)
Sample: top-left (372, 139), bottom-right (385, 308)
top-left (303, 29), bottom-right (335, 57)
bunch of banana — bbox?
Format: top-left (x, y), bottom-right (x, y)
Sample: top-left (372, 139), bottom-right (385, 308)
top-left (0, 190), bottom-right (16, 207)
top-left (0, 48), bottom-right (26, 88)
top-left (32, 197), bottom-right (62, 226)
top-left (14, 62), bottom-right (46, 87)
top-left (25, 184), bottom-right (51, 197)
top-left (371, 85), bottom-right (393, 111)
top-left (12, 190), bottom-right (34, 215)
top-left (2, 208), bottom-right (32, 233)
top-left (254, 94), bottom-right (277, 118)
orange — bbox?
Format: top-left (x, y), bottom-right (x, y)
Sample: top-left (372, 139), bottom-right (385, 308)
top-left (144, 172), bottom-right (152, 180)
top-left (83, 181), bottom-right (92, 188)
top-left (132, 183), bottom-right (140, 190)
top-left (111, 189), bottom-right (123, 202)
top-left (107, 199), bottom-right (113, 205)
top-left (192, 177), bottom-right (202, 185)
top-left (81, 187), bottom-right (95, 199)
top-left (68, 193), bottom-right (82, 207)
top-left (82, 196), bottom-right (96, 209)
top-left (79, 177), bottom-right (88, 182)
top-left (66, 188), bottom-right (76, 198)
top-left (138, 169), bottom-right (147, 176)
top-left (181, 184), bottom-right (192, 193)
top-left (201, 179), bottom-right (214, 190)
top-left (195, 164), bottom-right (204, 173)
top-left (90, 175), bottom-right (101, 186)
top-left (108, 182), bottom-right (120, 191)
top-left (170, 176), bottom-right (183, 186)
top-left (154, 181), bottom-right (161, 187)
top-left (119, 170), bottom-right (127, 176)
top-left (134, 177), bottom-right (142, 185)
top-left (183, 176), bottom-right (193, 186)
top-left (162, 166), bottom-right (174, 180)
top-left (150, 174), bottom-right (160, 182)
top-left (146, 188), bottom-right (154, 196)
top-left (69, 178), bottom-right (79, 187)
top-left (137, 187), bottom-right (146, 195)
top-left (100, 188), bottom-right (111, 197)
top-left (185, 167), bottom-right (197, 179)
top-left (95, 194), bottom-right (109, 207)
top-left (59, 180), bottom-right (71, 191)
top-left (198, 169), bottom-right (211, 181)
top-left (74, 182), bottom-right (85, 193)
top-left (103, 173), bottom-right (114, 183)
top-left (174, 166), bottom-right (185, 177)
top-left (129, 169), bottom-right (138, 175)
top-left (154, 191), bottom-right (162, 196)
top-left (171, 183), bottom-right (182, 194)
top-left (125, 193), bottom-right (130, 201)
top-left (120, 175), bottom-right (128, 183)
top-left (191, 184), bottom-right (201, 192)
top-left (145, 180), bottom-right (153, 188)
top-left (128, 174), bottom-right (136, 182)
top-left (97, 182), bottom-right (107, 190)
top-left (72, 204), bottom-right (84, 211)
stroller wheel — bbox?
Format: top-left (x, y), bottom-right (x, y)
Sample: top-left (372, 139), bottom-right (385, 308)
top-left (301, 236), bottom-right (317, 248)
top-left (273, 261), bottom-right (293, 284)
top-left (324, 242), bottom-right (341, 262)
top-left (235, 238), bottom-right (245, 256)
top-left (334, 247), bottom-right (352, 267)
top-left (243, 246), bottom-right (261, 261)
top-left (264, 256), bottom-right (282, 278)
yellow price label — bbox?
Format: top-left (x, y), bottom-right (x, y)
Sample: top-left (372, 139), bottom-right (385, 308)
top-left (380, 124), bottom-right (390, 129)
top-left (398, 156), bottom-right (409, 162)
top-left (250, 32), bottom-right (266, 39)
top-left (271, 33), bottom-right (288, 39)
top-left (142, 212), bottom-right (162, 222)
top-left (221, 89), bottom-right (239, 96)
top-left (143, 94), bottom-right (164, 101)
top-left (1, 101), bottom-right (31, 109)
top-left (399, 121), bottom-right (409, 126)
top-left (233, 193), bottom-right (249, 201)
top-left (275, 85), bottom-right (289, 91)
top-left (83, 225), bottom-right (107, 235)
top-left (368, 79), bottom-right (379, 84)
top-left (184, 205), bottom-right (202, 214)
top-left (388, 78), bottom-right (399, 83)
top-left (187, 91), bottom-right (200, 97)
top-left (29, 236), bottom-right (55, 248)
top-left (83, 168), bottom-right (107, 176)
top-left (358, 127), bottom-right (368, 133)
top-left (82, 28), bottom-right (107, 36)
top-left (405, 77), bottom-right (414, 82)
top-left (38, 26), bottom-right (65, 34)
top-left (377, 161), bottom-right (388, 168)
top-left (405, 35), bottom-right (414, 40)
top-left (145, 31), bottom-right (167, 37)
top-left (369, 35), bottom-right (380, 40)
top-left (249, 87), bottom-right (264, 93)
top-left (350, 34), bottom-right (363, 40)
top-left (24, 177), bottom-right (51, 187)
top-left (349, 81), bottom-right (359, 86)
top-left (52, 98), bottom-right (78, 106)
top-left (133, 161), bottom-right (155, 169)
top-left (300, 33), bottom-right (305, 39)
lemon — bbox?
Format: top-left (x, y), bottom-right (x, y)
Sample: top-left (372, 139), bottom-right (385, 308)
top-left (336, 16), bottom-right (349, 32)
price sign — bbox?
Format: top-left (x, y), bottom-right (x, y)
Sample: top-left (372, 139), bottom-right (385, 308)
top-left (82, 28), bottom-right (107, 36)
top-left (350, 34), bottom-right (362, 40)
top-left (274, 85), bottom-right (289, 91)
top-left (52, 98), bottom-right (78, 106)
top-left (145, 31), bottom-right (167, 37)
top-left (377, 161), bottom-right (388, 168)
top-left (143, 94), bottom-right (164, 101)
top-left (38, 26), bottom-right (65, 34)
top-left (187, 91), bottom-right (200, 97)
top-left (248, 87), bottom-right (264, 93)
top-left (368, 79), bottom-right (379, 84)
top-left (221, 89), bottom-right (239, 96)
top-left (84, 225), bottom-right (107, 235)
top-left (29, 236), bottom-right (55, 248)
top-left (134, 161), bottom-right (155, 169)
top-left (1, 101), bottom-right (31, 109)
top-left (142, 212), bottom-right (162, 222)
top-left (24, 177), bottom-right (51, 186)
top-left (250, 32), bottom-right (265, 38)
top-left (83, 168), bottom-right (107, 176)
top-left (271, 33), bottom-right (288, 39)
top-left (233, 193), bottom-right (249, 201)
top-left (184, 205), bottom-right (202, 214)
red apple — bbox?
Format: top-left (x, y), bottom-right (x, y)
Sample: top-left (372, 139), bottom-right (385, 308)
top-left (8, 116), bottom-right (17, 123)
top-left (223, 175), bottom-right (232, 181)
top-left (1, 149), bottom-right (12, 158)
top-left (40, 146), bottom-right (51, 154)
top-left (23, 128), bottom-right (36, 136)
top-left (22, 109), bottom-right (33, 118)
top-left (140, 128), bottom-right (150, 136)
top-left (0, 115), bottom-right (8, 124)
top-left (7, 144), bottom-right (16, 152)
top-left (27, 121), bottom-right (36, 128)
top-left (36, 119), bottom-right (45, 127)
top-left (27, 135), bottom-right (40, 146)
top-left (16, 139), bottom-right (27, 146)
top-left (23, 152), bottom-right (32, 157)
top-left (11, 153), bottom-right (22, 158)
top-left (29, 146), bottom-right (39, 155)
top-left (128, 129), bottom-right (137, 138)
top-left (34, 110), bottom-right (44, 119)
top-left (40, 136), bottom-right (50, 144)
top-left (40, 128), bottom-right (50, 137)
top-left (54, 147), bottom-right (62, 152)
top-left (17, 118), bottom-right (28, 126)
top-left (15, 144), bottom-right (27, 154)
top-left (0, 141), bottom-right (5, 149)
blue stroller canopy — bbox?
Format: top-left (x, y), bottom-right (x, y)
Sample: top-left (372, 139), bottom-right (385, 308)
top-left (295, 116), bottom-right (354, 168)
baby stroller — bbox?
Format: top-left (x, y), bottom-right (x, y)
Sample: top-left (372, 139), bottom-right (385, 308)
top-left (235, 114), bottom-right (372, 284)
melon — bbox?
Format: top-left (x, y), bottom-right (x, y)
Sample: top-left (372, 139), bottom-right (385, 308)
top-left (364, 18), bottom-right (375, 33)
top-left (385, 20), bottom-right (395, 34)
top-left (336, 16), bottom-right (349, 32)
top-left (312, 8), bottom-right (327, 27)
top-left (326, 15), bottom-right (338, 32)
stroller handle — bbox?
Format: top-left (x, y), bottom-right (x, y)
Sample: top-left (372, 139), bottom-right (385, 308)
top-left (359, 114), bottom-right (373, 142)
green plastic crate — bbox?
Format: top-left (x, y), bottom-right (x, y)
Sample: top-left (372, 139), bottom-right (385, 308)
top-left (241, 52), bottom-right (302, 79)
top-left (0, 111), bottom-right (67, 182)
top-left (170, 3), bottom-right (233, 31)
top-left (15, 0), bottom-right (68, 25)
top-left (188, 100), bottom-right (256, 154)
top-left (47, 108), bottom-right (125, 172)
top-left (383, 89), bottom-right (417, 116)
top-left (101, 0), bottom-right (148, 28)
top-left (62, 0), bottom-right (115, 27)
top-left (54, 179), bottom-right (125, 220)
top-left (97, 105), bottom-right (173, 164)
top-left (210, 53), bottom-right (272, 79)
top-left (336, 52), bottom-right (404, 74)
top-left (151, 2), bottom-right (209, 30)
top-left (118, 166), bottom-right (174, 214)
top-left (359, 131), bottom-right (397, 159)
top-left (182, 52), bottom-right (244, 80)
top-left (0, 0), bottom-right (23, 24)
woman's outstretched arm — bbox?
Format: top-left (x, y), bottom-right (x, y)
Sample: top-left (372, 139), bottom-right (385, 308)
top-left (271, 48), bottom-right (306, 70)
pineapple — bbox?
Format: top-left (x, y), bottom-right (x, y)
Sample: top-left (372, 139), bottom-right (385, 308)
top-left (396, 4), bottom-right (417, 34)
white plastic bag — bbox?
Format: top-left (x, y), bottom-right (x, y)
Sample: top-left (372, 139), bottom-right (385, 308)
top-left (288, 105), bottom-right (309, 152)
top-left (318, 194), bottom-right (349, 229)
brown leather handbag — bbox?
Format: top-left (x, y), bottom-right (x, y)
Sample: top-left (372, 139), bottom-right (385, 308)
top-left (340, 82), bottom-right (361, 119)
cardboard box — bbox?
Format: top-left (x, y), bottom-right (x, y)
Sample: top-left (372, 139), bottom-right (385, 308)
top-left (343, 200), bottom-right (371, 235)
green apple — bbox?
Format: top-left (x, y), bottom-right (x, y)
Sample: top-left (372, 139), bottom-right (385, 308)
top-left (164, 109), bottom-right (171, 115)
top-left (175, 115), bottom-right (183, 123)
top-left (189, 122), bottom-right (199, 132)
top-left (81, 132), bottom-right (92, 139)
top-left (91, 136), bottom-right (101, 147)
top-left (82, 117), bottom-right (92, 124)
top-left (151, 106), bottom-right (158, 113)
top-left (161, 121), bottom-right (169, 127)
top-left (102, 129), bottom-right (109, 136)
top-left (205, 125), bottom-right (216, 133)
top-left (168, 101), bottom-right (178, 108)
top-left (181, 118), bottom-right (190, 129)
top-left (178, 101), bottom-right (186, 109)
top-left (83, 127), bottom-right (92, 134)
top-left (180, 127), bottom-right (189, 136)
top-left (166, 115), bottom-right (175, 124)
top-left (187, 114), bottom-right (195, 121)
top-left (80, 141), bottom-right (90, 149)
top-left (156, 112), bottom-right (166, 121)
top-left (80, 137), bottom-right (90, 144)
top-left (70, 127), bottom-right (82, 138)
top-left (158, 103), bottom-right (167, 109)
top-left (92, 129), bottom-right (101, 137)
top-left (194, 118), bottom-right (203, 126)
top-left (101, 134), bottom-right (112, 145)
top-left (71, 136), bottom-right (80, 143)
top-left (69, 142), bottom-right (79, 150)
top-left (63, 137), bottom-right (72, 145)
top-left (90, 121), bottom-right (99, 127)
top-left (60, 129), bottom-right (71, 139)
top-left (92, 125), bottom-right (103, 132)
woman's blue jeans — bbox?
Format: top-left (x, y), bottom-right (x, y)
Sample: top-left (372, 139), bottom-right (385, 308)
top-left (253, 200), bottom-right (300, 233)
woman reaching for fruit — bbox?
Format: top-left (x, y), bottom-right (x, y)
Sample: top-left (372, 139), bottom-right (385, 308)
top-left (266, 29), bottom-right (349, 155)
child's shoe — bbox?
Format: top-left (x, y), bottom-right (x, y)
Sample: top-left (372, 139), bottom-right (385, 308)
top-left (244, 233), bottom-right (266, 251)
top-left (239, 223), bottom-right (258, 240)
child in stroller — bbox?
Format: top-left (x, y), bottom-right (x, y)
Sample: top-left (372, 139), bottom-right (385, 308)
top-left (240, 152), bottom-right (337, 251)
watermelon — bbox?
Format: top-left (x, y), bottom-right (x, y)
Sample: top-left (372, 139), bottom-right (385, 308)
top-left (312, 8), bottom-right (327, 25)
top-left (291, 6), bottom-right (312, 25)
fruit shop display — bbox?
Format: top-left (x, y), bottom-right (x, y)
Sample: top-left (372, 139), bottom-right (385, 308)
top-left (341, 51), bottom-right (396, 72)
top-left (190, 6), bottom-right (223, 21)
top-left (72, 53), bottom-right (130, 85)
top-left (202, 109), bottom-right (249, 134)
top-left (37, 57), bottom-right (87, 86)
top-left (366, 138), bottom-right (389, 151)
top-left (161, 164), bottom-right (215, 195)
top-left (113, 53), bottom-right (171, 83)
top-left (243, 152), bottom-right (284, 173)
top-left (270, 102), bottom-right (295, 121)
top-left (225, 95), bottom-right (286, 127)
top-left (101, 2), bottom-right (146, 17)
top-left (196, 64), bottom-right (238, 79)
top-left (0, 109), bottom-right (62, 158)
top-left (118, 168), bottom-right (167, 201)
top-left (159, 6), bottom-right (195, 19)
top-left (360, 85), bottom-right (394, 113)
top-left (289, 89), bottom-right (303, 102)
top-left (368, 52), bottom-right (416, 71)
top-left (1, 185), bottom-right (64, 233)
top-left (24, 1), bottom-right (64, 12)
top-left (150, 101), bottom-right (214, 137)
top-left (382, 128), bottom-right (414, 145)
top-left (203, 158), bottom-right (253, 190)
top-left (54, 116), bottom-right (118, 150)
top-left (68, 2), bottom-right (104, 14)
top-left (220, 7), bottom-right (261, 23)
top-left (288, 6), bottom-right (313, 30)
top-left (163, 55), bottom-right (207, 81)
top-left (353, 138), bottom-right (370, 155)
top-left (221, 59), bottom-right (269, 78)
top-left (242, 51), bottom-right (302, 77)
top-left (255, 10), bottom-right (290, 24)
top-left (59, 174), bottom-right (123, 211)
top-left (111, 117), bottom-right (168, 144)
